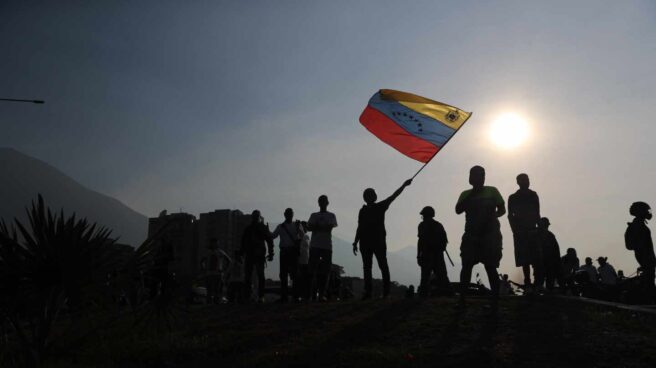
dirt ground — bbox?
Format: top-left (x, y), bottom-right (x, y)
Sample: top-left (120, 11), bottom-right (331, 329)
top-left (48, 296), bottom-right (656, 368)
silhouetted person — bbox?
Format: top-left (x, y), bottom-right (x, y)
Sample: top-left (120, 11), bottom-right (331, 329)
top-left (625, 201), bottom-right (656, 301)
top-left (203, 238), bottom-right (223, 304)
top-left (580, 257), bottom-right (599, 284)
top-left (226, 250), bottom-right (245, 303)
top-left (307, 195), bottom-right (338, 301)
top-left (240, 210), bottom-right (274, 302)
top-left (272, 208), bottom-right (303, 303)
top-left (456, 165), bottom-right (506, 297)
top-left (296, 221), bottom-right (311, 301)
top-left (416, 206), bottom-right (451, 297)
top-left (508, 173), bottom-right (541, 289)
top-left (352, 179), bottom-right (412, 299)
top-left (597, 256), bottom-right (618, 300)
top-left (617, 270), bottom-right (625, 281)
top-left (499, 274), bottom-right (514, 296)
top-left (536, 217), bottom-right (561, 290)
top-left (560, 248), bottom-right (580, 293)
top-left (406, 285), bottom-right (415, 299)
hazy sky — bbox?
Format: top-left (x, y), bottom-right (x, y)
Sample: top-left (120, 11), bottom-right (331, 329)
top-left (2, 0), bottom-right (656, 279)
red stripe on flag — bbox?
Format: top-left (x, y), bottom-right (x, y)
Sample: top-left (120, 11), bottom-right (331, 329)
top-left (359, 105), bottom-right (439, 163)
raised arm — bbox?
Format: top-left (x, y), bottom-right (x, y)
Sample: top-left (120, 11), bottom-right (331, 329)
top-left (382, 179), bottom-right (412, 207)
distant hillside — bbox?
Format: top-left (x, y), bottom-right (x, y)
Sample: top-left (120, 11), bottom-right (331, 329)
top-left (0, 148), bottom-right (147, 245)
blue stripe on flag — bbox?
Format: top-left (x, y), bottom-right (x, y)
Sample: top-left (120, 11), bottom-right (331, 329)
top-left (368, 92), bottom-right (456, 148)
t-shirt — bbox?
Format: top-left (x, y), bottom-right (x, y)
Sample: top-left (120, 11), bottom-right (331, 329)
top-left (508, 189), bottom-right (540, 232)
top-left (537, 230), bottom-right (560, 265)
top-left (457, 186), bottom-right (504, 235)
top-left (357, 198), bottom-right (392, 243)
top-left (272, 222), bottom-right (303, 249)
top-left (308, 211), bottom-right (338, 250)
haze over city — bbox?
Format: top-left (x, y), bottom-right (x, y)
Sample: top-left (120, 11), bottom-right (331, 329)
top-left (3, 0), bottom-right (656, 280)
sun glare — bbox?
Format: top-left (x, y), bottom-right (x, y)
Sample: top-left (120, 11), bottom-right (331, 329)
top-left (490, 113), bottom-right (529, 149)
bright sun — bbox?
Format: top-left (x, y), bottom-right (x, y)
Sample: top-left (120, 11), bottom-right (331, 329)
top-left (490, 113), bottom-right (529, 149)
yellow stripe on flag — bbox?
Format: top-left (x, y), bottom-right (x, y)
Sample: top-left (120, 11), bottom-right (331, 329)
top-left (380, 89), bottom-right (471, 130)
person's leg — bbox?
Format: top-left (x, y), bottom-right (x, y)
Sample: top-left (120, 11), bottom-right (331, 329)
top-left (360, 246), bottom-right (374, 298)
top-left (279, 250), bottom-right (290, 301)
top-left (374, 244), bottom-right (391, 297)
top-left (308, 248), bottom-right (319, 300)
top-left (522, 265), bottom-right (531, 286)
top-left (244, 257), bottom-right (254, 301)
top-left (419, 265), bottom-right (431, 297)
top-left (533, 263), bottom-right (545, 290)
top-left (318, 249), bottom-right (333, 299)
top-left (484, 263), bottom-right (500, 298)
top-left (435, 253), bottom-right (451, 295)
top-left (205, 276), bottom-right (213, 304)
top-left (460, 261), bottom-right (474, 287)
top-left (256, 258), bottom-right (266, 299)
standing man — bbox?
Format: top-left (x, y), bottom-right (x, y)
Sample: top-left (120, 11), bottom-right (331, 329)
top-left (271, 208), bottom-right (303, 303)
top-left (455, 165), bottom-right (506, 297)
top-left (536, 217), bottom-right (561, 290)
top-left (507, 173), bottom-right (541, 289)
top-left (416, 206), bottom-right (451, 297)
top-left (625, 201), bottom-right (656, 301)
top-left (352, 179), bottom-right (412, 299)
top-left (307, 195), bottom-right (338, 301)
top-left (240, 210), bottom-right (274, 303)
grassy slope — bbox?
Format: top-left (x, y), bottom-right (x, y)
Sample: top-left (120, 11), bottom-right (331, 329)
top-left (48, 297), bottom-right (656, 368)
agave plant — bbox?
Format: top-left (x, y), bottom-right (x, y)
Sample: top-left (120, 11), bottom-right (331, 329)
top-left (0, 195), bottom-right (121, 366)
top-left (0, 196), bottom-right (193, 366)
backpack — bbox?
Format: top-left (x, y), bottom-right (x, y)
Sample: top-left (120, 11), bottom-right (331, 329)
top-left (624, 222), bottom-right (636, 251)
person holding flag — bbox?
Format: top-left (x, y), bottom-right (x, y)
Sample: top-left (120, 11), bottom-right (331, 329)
top-left (455, 166), bottom-right (506, 298)
top-left (353, 179), bottom-right (412, 300)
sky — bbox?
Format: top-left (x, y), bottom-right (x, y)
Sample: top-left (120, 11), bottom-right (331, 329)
top-left (2, 0), bottom-right (656, 281)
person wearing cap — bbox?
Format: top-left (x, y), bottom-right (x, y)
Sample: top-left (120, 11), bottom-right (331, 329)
top-left (625, 201), bottom-right (656, 300)
top-left (417, 206), bottom-right (451, 297)
top-left (240, 210), bottom-right (274, 303)
top-left (353, 179), bottom-right (412, 299)
top-left (507, 173), bottom-right (541, 289)
top-left (535, 217), bottom-right (561, 291)
top-left (455, 165), bottom-right (506, 297)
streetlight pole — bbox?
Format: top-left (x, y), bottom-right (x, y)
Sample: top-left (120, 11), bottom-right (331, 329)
top-left (0, 98), bottom-right (44, 104)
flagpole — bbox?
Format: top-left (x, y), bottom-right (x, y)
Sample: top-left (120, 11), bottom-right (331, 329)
top-left (409, 112), bottom-right (473, 180)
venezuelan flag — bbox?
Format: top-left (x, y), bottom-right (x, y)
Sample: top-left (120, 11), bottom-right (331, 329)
top-left (359, 89), bottom-right (471, 163)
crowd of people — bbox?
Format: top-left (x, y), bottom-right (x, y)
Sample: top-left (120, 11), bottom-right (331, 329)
top-left (200, 165), bottom-right (656, 305)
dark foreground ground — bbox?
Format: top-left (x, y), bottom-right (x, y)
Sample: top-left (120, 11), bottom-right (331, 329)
top-left (46, 296), bottom-right (656, 368)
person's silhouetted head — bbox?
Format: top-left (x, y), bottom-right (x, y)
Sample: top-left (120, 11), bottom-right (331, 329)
top-left (630, 201), bottom-right (652, 221)
top-left (420, 206), bottom-right (435, 220)
top-left (618, 270), bottom-right (624, 278)
top-left (516, 173), bottom-right (530, 190)
top-left (597, 256), bottom-right (607, 266)
top-left (469, 165), bottom-right (485, 189)
top-left (502, 274), bottom-right (509, 281)
top-left (538, 217), bottom-right (550, 229)
top-left (585, 257), bottom-right (593, 266)
top-left (363, 188), bottom-right (377, 204)
top-left (567, 248), bottom-right (577, 257)
top-left (301, 221), bottom-right (308, 232)
top-left (251, 210), bottom-right (261, 224)
top-left (284, 208), bottom-right (294, 222)
top-left (318, 195), bottom-right (329, 211)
